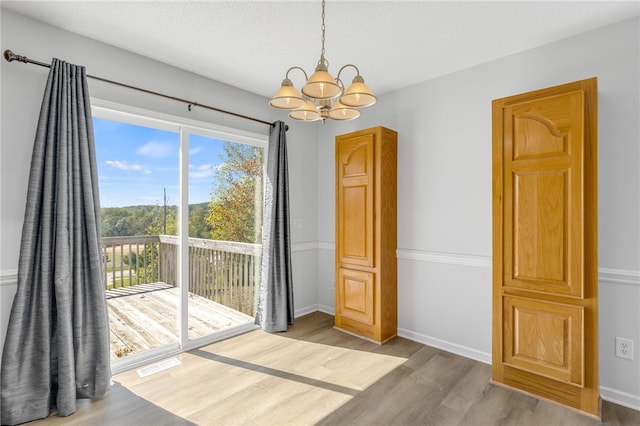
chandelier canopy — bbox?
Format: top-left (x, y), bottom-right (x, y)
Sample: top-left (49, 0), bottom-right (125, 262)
top-left (269, 0), bottom-right (377, 123)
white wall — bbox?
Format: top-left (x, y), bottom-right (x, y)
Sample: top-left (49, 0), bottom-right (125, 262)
top-left (0, 9), bottom-right (319, 351)
top-left (315, 17), bottom-right (640, 409)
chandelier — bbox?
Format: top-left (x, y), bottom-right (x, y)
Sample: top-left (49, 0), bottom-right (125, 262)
top-left (268, 0), bottom-right (377, 123)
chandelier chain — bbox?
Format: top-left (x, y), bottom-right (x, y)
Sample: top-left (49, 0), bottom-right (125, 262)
top-left (320, 0), bottom-right (326, 64)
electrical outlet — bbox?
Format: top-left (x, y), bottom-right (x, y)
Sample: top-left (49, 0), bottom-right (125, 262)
top-left (615, 337), bottom-right (634, 360)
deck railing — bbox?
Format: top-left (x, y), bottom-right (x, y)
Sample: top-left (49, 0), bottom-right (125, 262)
top-left (102, 235), bottom-right (261, 316)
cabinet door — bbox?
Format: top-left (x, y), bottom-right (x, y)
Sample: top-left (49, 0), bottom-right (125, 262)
top-left (336, 268), bottom-right (374, 325)
top-left (336, 134), bottom-right (374, 267)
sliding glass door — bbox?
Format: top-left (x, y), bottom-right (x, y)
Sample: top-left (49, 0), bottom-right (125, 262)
top-left (92, 102), bottom-right (265, 371)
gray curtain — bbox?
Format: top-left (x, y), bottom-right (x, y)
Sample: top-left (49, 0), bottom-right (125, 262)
top-left (255, 121), bottom-right (294, 332)
top-left (0, 59), bottom-right (111, 425)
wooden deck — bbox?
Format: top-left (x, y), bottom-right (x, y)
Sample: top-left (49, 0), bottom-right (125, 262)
top-left (106, 283), bottom-right (254, 359)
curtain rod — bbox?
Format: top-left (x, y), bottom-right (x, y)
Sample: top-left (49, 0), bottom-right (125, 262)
top-left (3, 49), bottom-right (287, 131)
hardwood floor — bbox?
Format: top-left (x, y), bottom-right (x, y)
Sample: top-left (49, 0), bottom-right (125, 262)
top-left (29, 312), bottom-right (639, 425)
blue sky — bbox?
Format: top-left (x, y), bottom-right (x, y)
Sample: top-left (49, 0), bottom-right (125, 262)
top-left (93, 117), bottom-right (225, 207)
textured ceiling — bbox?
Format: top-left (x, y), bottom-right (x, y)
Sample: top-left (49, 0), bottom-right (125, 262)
top-left (2, 1), bottom-right (638, 98)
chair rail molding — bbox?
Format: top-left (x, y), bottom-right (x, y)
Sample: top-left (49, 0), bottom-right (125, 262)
top-left (0, 269), bottom-right (18, 287)
top-left (3, 256), bottom-right (638, 288)
top-left (317, 241), bottom-right (335, 251)
top-left (291, 241), bottom-right (319, 253)
top-left (396, 248), bottom-right (492, 269)
top-left (598, 267), bottom-right (640, 287)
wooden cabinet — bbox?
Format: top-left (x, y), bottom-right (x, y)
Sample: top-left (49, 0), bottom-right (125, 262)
top-left (335, 126), bottom-right (397, 343)
top-left (492, 78), bottom-right (599, 416)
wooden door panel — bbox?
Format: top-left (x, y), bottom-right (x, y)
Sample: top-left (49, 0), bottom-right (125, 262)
top-left (337, 135), bottom-right (374, 267)
top-left (337, 268), bottom-right (374, 325)
top-left (509, 92), bottom-right (581, 160)
top-left (342, 140), bottom-right (370, 177)
top-left (503, 296), bottom-right (583, 386)
top-left (512, 170), bottom-right (569, 289)
top-left (341, 185), bottom-right (370, 262)
top-left (493, 78), bottom-right (598, 416)
top-left (512, 115), bottom-right (566, 159)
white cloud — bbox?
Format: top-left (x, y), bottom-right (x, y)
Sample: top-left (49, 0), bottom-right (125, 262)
top-left (189, 163), bottom-right (214, 179)
top-left (189, 146), bottom-right (203, 156)
top-left (105, 160), bottom-right (144, 171)
top-left (137, 140), bottom-right (175, 158)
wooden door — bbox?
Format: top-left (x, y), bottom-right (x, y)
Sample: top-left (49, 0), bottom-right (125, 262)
top-left (335, 133), bottom-right (376, 337)
top-left (336, 134), bottom-right (374, 268)
top-left (492, 78), bottom-right (599, 416)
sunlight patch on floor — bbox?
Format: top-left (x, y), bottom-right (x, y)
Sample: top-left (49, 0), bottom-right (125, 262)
top-left (113, 329), bottom-right (408, 425)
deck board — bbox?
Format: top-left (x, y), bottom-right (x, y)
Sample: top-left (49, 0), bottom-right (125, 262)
top-left (107, 285), bottom-right (253, 359)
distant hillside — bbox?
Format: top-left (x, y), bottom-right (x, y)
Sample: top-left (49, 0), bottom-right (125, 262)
top-left (101, 202), bottom-right (211, 238)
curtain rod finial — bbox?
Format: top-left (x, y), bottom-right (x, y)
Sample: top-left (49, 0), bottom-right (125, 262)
top-left (4, 49), bottom-right (27, 63)
top-left (4, 49), bottom-right (15, 62)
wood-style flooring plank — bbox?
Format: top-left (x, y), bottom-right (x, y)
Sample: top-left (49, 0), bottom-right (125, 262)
top-left (27, 311), bottom-right (640, 426)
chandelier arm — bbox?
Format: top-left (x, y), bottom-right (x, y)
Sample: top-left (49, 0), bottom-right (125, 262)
top-left (284, 66), bottom-right (309, 83)
top-left (336, 64), bottom-right (361, 82)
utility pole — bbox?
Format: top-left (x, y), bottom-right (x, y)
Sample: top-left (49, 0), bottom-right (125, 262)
top-left (163, 187), bottom-right (167, 234)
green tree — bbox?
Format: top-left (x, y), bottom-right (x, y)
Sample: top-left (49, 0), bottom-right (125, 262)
top-left (189, 202), bottom-right (212, 238)
top-left (101, 204), bottom-right (178, 237)
top-left (207, 142), bottom-right (263, 243)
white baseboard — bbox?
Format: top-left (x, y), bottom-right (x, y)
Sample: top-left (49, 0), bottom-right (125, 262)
top-left (294, 304), bottom-right (322, 318)
top-left (294, 304), bottom-right (334, 319)
top-left (397, 327), bottom-right (492, 365)
top-left (317, 304), bottom-right (334, 316)
top-left (599, 386), bottom-right (640, 411)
